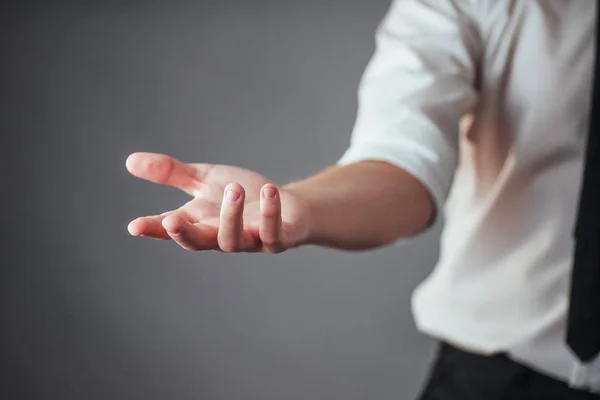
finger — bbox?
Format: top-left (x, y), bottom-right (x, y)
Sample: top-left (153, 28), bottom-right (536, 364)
top-left (128, 215), bottom-right (170, 240)
top-left (128, 210), bottom-right (191, 239)
top-left (125, 152), bottom-right (208, 196)
top-left (162, 213), bottom-right (217, 251)
top-left (259, 184), bottom-right (283, 253)
top-left (217, 183), bottom-right (246, 252)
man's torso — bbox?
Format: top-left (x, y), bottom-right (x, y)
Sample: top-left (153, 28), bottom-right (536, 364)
top-left (412, 0), bottom-right (600, 391)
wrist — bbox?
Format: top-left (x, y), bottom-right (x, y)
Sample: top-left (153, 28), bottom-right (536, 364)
top-left (281, 182), bottom-right (316, 247)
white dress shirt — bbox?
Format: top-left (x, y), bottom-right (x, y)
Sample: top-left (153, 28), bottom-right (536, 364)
top-left (337, 0), bottom-right (600, 392)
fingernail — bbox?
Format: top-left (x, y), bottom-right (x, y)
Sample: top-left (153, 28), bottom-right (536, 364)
top-left (263, 187), bottom-right (276, 199)
top-left (226, 189), bottom-right (240, 202)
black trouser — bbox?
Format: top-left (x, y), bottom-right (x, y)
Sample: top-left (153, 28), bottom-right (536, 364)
top-left (417, 342), bottom-right (600, 400)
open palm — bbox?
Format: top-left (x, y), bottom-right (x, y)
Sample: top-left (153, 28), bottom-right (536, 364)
top-left (126, 152), bottom-right (310, 253)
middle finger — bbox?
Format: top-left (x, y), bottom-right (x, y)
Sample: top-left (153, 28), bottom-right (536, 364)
top-left (217, 183), bottom-right (246, 252)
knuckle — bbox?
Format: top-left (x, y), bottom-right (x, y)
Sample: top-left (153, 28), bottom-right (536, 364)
top-left (259, 230), bottom-right (277, 245)
top-left (261, 208), bottom-right (279, 219)
top-left (260, 236), bottom-right (281, 247)
top-left (220, 202), bottom-right (243, 219)
top-left (221, 212), bottom-right (240, 224)
top-left (167, 228), bottom-right (184, 238)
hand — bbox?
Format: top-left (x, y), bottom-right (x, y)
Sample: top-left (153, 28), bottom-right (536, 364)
top-left (126, 152), bottom-right (311, 253)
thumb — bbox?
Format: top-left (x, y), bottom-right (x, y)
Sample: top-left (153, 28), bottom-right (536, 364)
top-left (126, 152), bottom-right (205, 196)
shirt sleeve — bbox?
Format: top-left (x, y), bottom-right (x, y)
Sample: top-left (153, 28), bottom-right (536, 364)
top-left (338, 0), bottom-right (483, 224)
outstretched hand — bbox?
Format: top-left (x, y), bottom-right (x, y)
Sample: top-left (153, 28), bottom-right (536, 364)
top-left (126, 152), bottom-right (310, 253)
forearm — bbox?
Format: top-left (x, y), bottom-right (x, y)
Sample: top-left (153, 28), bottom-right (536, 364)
top-left (284, 161), bottom-right (435, 250)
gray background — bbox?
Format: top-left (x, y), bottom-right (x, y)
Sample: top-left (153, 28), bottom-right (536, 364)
top-left (1, 1), bottom-right (441, 399)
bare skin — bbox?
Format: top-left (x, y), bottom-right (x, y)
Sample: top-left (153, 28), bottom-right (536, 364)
top-left (126, 152), bottom-right (435, 252)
